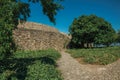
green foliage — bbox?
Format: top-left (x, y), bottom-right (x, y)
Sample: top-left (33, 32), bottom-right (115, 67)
top-left (28, 0), bottom-right (63, 24)
top-left (0, 1), bottom-right (17, 59)
top-left (95, 21), bottom-right (116, 46)
top-left (67, 47), bottom-right (120, 65)
top-left (0, 0), bottom-right (31, 59)
top-left (0, 0), bottom-right (30, 26)
top-left (116, 30), bottom-right (120, 43)
top-left (26, 61), bottom-right (62, 80)
top-left (0, 23), bottom-right (15, 60)
top-left (0, 1), bottom-right (63, 78)
top-left (0, 49), bottom-right (63, 80)
top-left (40, 0), bottom-right (63, 24)
top-left (69, 14), bottom-right (116, 48)
top-left (14, 49), bottom-right (61, 60)
top-left (0, 0), bottom-right (63, 59)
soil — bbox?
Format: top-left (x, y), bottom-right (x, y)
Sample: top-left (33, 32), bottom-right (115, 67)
top-left (57, 51), bottom-right (120, 80)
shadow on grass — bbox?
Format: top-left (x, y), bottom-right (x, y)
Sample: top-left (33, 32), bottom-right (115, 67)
top-left (0, 56), bottom-right (55, 80)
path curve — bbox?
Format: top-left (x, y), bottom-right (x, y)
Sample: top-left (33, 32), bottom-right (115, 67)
top-left (57, 51), bottom-right (120, 80)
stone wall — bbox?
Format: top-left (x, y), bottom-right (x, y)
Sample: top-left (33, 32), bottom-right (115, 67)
top-left (13, 22), bottom-right (70, 51)
top-left (17, 22), bottom-right (59, 32)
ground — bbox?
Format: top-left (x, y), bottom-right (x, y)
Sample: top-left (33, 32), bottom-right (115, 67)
top-left (57, 51), bottom-right (120, 80)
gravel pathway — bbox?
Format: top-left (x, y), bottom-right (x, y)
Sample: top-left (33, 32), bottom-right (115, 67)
top-left (57, 51), bottom-right (120, 80)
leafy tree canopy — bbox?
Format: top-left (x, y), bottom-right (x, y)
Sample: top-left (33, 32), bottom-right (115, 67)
top-left (69, 14), bottom-right (116, 48)
top-left (116, 30), bottom-right (120, 43)
top-left (0, 0), bottom-right (63, 25)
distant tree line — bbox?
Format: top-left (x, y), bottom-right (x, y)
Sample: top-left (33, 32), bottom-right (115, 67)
top-left (69, 14), bottom-right (120, 48)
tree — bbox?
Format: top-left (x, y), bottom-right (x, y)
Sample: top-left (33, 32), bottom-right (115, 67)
top-left (0, 0), bottom-right (63, 59)
top-left (69, 15), bottom-right (116, 48)
top-left (116, 30), bottom-right (120, 43)
top-left (95, 20), bottom-right (116, 47)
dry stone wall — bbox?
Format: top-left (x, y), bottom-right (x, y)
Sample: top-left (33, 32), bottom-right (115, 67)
top-left (13, 22), bottom-right (70, 51)
top-left (17, 22), bottom-right (59, 32)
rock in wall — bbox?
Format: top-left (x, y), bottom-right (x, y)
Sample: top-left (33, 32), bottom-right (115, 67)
top-left (17, 22), bottom-right (59, 32)
top-left (13, 22), bottom-right (70, 51)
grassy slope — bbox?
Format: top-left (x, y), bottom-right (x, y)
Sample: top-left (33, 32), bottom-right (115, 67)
top-left (0, 49), bottom-right (63, 80)
top-left (67, 47), bottom-right (120, 65)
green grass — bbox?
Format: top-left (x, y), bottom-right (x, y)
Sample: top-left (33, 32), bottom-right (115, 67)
top-left (14, 49), bottom-right (61, 60)
top-left (0, 49), bottom-right (63, 80)
top-left (67, 46), bottom-right (120, 65)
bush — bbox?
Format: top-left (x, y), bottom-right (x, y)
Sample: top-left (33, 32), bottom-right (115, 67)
top-left (0, 23), bottom-right (16, 60)
top-left (0, 49), bottom-right (63, 80)
top-left (26, 61), bottom-right (62, 80)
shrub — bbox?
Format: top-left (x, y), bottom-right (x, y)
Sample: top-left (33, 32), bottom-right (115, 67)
top-left (25, 61), bottom-right (62, 80)
top-left (0, 49), bottom-right (63, 80)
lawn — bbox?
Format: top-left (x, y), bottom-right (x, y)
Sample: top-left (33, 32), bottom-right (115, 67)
top-left (67, 46), bottom-right (120, 65)
top-left (0, 49), bottom-right (63, 80)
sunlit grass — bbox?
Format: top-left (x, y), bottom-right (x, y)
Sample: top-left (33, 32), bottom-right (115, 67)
top-left (14, 49), bottom-right (61, 60)
top-left (67, 46), bottom-right (120, 65)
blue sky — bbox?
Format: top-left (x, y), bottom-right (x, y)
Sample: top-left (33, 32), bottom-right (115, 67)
top-left (26, 0), bottom-right (120, 33)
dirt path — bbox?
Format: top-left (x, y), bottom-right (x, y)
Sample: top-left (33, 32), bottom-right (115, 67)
top-left (57, 51), bottom-right (120, 80)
